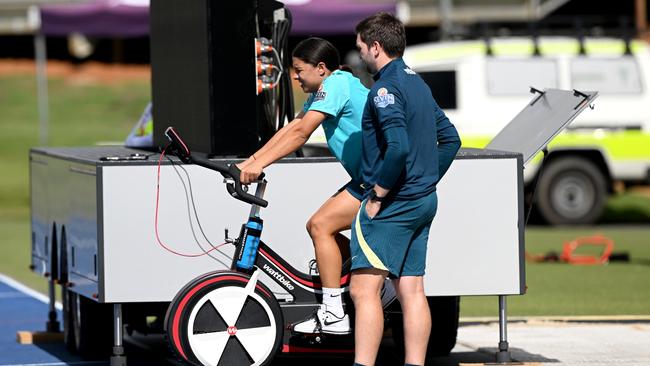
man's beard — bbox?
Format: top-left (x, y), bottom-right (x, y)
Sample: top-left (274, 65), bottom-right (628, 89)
top-left (364, 60), bottom-right (377, 75)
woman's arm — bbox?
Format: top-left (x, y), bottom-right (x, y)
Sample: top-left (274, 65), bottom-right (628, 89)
top-left (238, 110), bottom-right (326, 184)
top-left (239, 110), bottom-right (305, 169)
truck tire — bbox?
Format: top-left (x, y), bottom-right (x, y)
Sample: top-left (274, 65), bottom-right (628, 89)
top-left (536, 157), bottom-right (607, 225)
top-left (390, 296), bottom-right (460, 359)
top-left (70, 292), bottom-right (113, 358)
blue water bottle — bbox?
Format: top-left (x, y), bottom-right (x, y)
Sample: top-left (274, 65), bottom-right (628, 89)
top-left (235, 216), bottom-right (263, 272)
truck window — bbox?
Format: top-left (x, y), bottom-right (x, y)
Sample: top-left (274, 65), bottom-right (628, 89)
top-left (486, 59), bottom-right (558, 95)
top-left (570, 57), bottom-right (643, 94)
top-left (419, 70), bottom-right (458, 109)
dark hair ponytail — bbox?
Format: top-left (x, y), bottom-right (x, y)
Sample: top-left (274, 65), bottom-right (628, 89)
top-left (292, 37), bottom-right (340, 71)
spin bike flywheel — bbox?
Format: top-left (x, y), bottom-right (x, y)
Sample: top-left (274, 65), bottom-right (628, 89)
top-left (165, 270), bottom-right (284, 366)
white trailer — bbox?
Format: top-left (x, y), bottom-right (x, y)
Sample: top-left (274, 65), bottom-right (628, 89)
top-left (29, 89), bottom-right (596, 365)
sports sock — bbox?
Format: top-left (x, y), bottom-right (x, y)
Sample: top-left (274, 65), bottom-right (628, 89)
top-left (321, 287), bottom-right (344, 316)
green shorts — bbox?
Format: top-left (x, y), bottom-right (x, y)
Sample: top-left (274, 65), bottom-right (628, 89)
top-left (339, 180), bottom-right (364, 201)
top-left (350, 190), bottom-right (438, 278)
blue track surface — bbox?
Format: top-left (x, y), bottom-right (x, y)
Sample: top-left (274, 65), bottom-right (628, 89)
top-left (0, 274), bottom-right (393, 366)
top-left (0, 275), bottom-right (104, 366)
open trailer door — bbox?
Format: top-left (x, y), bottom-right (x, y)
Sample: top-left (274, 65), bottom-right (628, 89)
top-left (487, 88), bottom-right (599, 165)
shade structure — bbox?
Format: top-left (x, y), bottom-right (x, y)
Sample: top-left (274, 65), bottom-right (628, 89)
top-left (40, 0), bottom-right (150, 37)
top-left (40, 0), bottom-right (396, 37)
top-left (286, 0), bottom-right (396, 35)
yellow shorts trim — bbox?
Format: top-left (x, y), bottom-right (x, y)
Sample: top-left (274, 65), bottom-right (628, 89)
top-left (354, 209), bottom-right (388, 271)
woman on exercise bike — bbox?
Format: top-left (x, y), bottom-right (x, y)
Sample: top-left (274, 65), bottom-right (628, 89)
top-left (237, 37), bottom-right (368, 335)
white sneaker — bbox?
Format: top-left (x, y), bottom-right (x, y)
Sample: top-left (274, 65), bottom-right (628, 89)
top-left (291, 305), bottom-right (351, 335)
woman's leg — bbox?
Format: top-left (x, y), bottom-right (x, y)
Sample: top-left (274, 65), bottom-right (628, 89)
top-left (306, 188), bottom-right (360, 288)
top-left (292, 189), bottom-right (361, 334)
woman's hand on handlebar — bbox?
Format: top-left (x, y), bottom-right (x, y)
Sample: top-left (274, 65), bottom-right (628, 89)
top-left (236, 161), bottom-right (264, 185)
top-left (238, 156), bottom-right (255, 170)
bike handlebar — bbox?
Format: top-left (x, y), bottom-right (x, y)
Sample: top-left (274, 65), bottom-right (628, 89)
top-left (164, 127), bottom-right (269, 208)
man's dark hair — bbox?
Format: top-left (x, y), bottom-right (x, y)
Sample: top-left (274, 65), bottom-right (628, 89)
top-left (292, 37), bottom-right (340, 71)
top-left (355, 12), bottom-right (406, 58)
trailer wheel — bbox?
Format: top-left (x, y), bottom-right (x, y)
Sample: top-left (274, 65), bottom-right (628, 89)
top-left (63, 289), bottom-right (75, 352)
top-left (60, 228), bottom-right (75, 352)
top-left (70, 292), bottom-right (113, 358)
top-left (536, 157), bottom-right (607, 225)
top-left (390, 296), bottom-right (460, 359)
top-left (165, 271), bottom-right (283, 366)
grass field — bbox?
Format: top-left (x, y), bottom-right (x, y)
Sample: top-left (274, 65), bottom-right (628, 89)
top-left (462, 226), bottom-right (650, 317)
top-left (1, 66), bottom-right (149, 294)
top-left (1, 62), bottom-right (649, 317)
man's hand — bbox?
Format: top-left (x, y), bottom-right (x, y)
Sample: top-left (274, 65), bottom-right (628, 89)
top-left (237, 162), bottom-right (263, 185)
top-left (365, 199), bottom-right (381, 219)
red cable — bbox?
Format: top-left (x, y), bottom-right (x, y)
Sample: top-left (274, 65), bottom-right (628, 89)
top-left (155, 147), bottom-right (229, 257)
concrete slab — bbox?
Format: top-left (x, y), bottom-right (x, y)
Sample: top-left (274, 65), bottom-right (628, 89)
top-left (455, 321), bottom-right (650, 365)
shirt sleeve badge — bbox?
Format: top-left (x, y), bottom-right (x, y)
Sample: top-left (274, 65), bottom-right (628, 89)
top-left (373, 87), bottom-right (395, 108)
top-left (314, 84), bottom-right (327, 102)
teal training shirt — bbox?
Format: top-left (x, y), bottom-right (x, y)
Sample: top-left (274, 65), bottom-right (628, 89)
top-left (360, 58), bottom-right (461, 200)
top-left (302, 70), bottom-right (368, 182)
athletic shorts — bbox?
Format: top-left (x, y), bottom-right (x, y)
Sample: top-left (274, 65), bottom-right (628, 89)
top-left (338, 180), bottom-right (364, 201)
top-left (350, 190), bottom-right (438, 278)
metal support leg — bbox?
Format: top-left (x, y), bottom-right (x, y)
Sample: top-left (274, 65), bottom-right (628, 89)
top-left (34, 32), bottom-right (50, 146)
top-left (111, 304), bottom-right (127, 366)
top-left (496, 295), bottom-right (512, 363)
top-left (46, 280), bottom-right (60, 332)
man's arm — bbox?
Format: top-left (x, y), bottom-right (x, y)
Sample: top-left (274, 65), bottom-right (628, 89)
top-left (366, 87), bottom-right (408, 218)
top-left (375, 127), bottom-right (409, 193)
top-left (435, 109), bottom-right (461, 180)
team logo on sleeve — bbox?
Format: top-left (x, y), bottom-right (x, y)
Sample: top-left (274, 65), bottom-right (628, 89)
top-left (314, 84), bottom-right (327, 101)
top-left (403, 67), bottom-right (417, 75)
top-left (373, 87), bottom-right (395, 108)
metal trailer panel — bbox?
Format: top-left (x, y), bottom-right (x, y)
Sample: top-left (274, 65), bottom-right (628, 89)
top-left (426, 156), bottom-right (524, 295)
top-left (100, 161), bottom-right (351, 303)
top-left (29, 152), bottom-right (101, 300)
top-left (487, 88), bottom-right (599, 165)
top-left (99, 151), bottom-right (523, 302)
top-left (30, 147), bottom-right (524, 303)
top-left (30, 153), bottom-right (50, 276)
top-left (66, 161), bottom-right (100, 300)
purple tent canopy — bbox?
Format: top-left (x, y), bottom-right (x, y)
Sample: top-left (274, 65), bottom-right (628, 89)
top-left (41, 0), bottom-right (150, 38)
top-left (288, 0), bottom-right (396, 35)
top-left (40, 0), bottom-right (396, 38)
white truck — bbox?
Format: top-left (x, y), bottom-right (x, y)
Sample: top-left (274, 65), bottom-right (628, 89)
top-left (403, 37), bottom-right (650, 225)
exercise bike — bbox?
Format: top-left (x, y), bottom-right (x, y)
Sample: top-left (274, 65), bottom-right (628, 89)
top-left (162, 127), bottom-right (397, 366)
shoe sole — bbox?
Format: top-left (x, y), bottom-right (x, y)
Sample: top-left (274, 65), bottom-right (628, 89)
top-left (291, 329), bottom-right (352, 336)
top-left (322, 329), bottom-right (352, 335)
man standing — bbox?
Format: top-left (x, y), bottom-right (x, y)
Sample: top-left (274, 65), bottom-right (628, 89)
top-left (349, 12), bottom-right (461, 366)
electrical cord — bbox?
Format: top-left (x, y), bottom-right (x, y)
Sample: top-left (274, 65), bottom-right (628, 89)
top-left (271, 48), bottom-right (284, 72)
top-left (166, 155), bottom-right (232, 266)
top-left (155, 146), bottom-right (230, 258)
